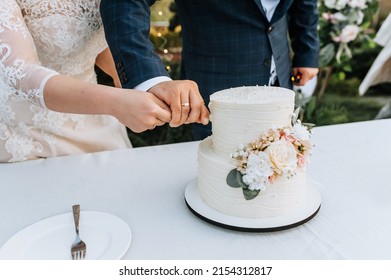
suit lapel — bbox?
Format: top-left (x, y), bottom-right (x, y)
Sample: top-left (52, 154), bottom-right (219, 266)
top-left (253, 0), bottom-right (289, 24)
top-left (252, 0), bottom-right (268, 20)
top-left (270, 1), bottom-right (287, 23)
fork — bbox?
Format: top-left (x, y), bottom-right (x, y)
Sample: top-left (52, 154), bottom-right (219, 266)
top-left (71, 204), bottom-right (87, 260)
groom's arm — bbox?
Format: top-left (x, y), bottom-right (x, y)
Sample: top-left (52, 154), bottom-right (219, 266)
top-left (288, 0), bottom-right (319, 86)
top-left (100, 0), bottom-right (209, 127)
top-left (288, 0), bottom-right (319, 68)
top-left (100, 0), bottom-right (170, 89)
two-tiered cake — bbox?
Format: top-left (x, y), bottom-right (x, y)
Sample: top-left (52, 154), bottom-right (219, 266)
top-left (185, 86), bottom-right (321, 231)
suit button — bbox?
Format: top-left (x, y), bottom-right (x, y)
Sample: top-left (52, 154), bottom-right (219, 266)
top-left (263, 59), bottom-right (271, 66)
top-left (116, 62), bottom-right (123, 69)
top-left (268, 26), bottom-right (273, 33)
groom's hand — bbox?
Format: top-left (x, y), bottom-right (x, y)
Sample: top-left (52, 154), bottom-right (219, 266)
top-left (148, 80), bottom-right (210, 127)
top-left (292, 67), bottom-right (319, 86)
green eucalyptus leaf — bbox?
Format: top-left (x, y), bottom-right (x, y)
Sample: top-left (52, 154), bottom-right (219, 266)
top-left (226, 169), bottom-right (247, 189)
top-left (342, 64), bottom-right (352, 73)
top-left (243, 188), bottom-right (260, 200)
top-left (319, 43), bottom-right (335, 67)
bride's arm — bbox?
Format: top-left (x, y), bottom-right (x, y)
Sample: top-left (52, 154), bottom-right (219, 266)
top-left (95, 48), bottom-right (122, 88)
top-left (0, 0), bottom-right (170, 132)
top-left (44, 75), bottom-right (171, 132)
top-left (0, 0), bottom-right (59, 108)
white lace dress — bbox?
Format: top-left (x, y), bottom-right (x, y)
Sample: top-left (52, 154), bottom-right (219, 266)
top-left (0, 0), bottom-right (132, 162)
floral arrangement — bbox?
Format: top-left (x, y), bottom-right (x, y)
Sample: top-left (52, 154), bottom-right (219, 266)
top-left (226, 112), bottom-right (312, 200)
top-left (318, 0), bottom-right (379, 71)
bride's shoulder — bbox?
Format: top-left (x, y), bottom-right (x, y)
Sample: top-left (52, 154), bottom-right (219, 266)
top-left (0, 0), bottom-right (21, 11)
top-left (0, 0), bottom-right (25, 28)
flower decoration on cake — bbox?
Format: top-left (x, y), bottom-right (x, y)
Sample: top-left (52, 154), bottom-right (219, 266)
top-left (226, 111), bottom-right (313, 200)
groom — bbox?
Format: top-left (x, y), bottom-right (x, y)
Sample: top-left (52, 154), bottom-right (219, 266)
top-left (100, 0), bottom-right (319, 140)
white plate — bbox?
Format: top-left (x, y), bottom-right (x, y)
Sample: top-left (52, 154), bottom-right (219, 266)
top-left (0, 211), bottom-right (131, 260)
top-left (185, 178), bottom-right (321, 232)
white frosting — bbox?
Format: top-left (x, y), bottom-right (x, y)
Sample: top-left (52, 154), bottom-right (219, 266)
top-left (209, 86), bottom-right (294, 158)
top-left (198, 86), bottom-right (307, 218)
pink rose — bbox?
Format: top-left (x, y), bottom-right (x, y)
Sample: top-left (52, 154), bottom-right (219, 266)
top-left (339, 24), bottom-right (360, 43)
top-left (265, 139), bottom-right (298, 175)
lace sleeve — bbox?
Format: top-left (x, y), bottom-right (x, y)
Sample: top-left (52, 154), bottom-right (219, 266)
top-left (0, 0), bottom-right (59, 108)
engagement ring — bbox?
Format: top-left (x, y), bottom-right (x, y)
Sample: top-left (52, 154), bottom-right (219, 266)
top-left (181, 102), bottom-right (190, 107)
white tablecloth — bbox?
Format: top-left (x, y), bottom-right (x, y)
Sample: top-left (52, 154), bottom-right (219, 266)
top-left (1, 119), bottom-right (391, 260)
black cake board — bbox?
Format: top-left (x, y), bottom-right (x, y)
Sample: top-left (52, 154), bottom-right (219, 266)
top-left (184, 178), bottom-right (321, 232)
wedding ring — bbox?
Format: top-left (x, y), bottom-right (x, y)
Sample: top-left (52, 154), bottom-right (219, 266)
top-left (181, 102), bottom-right (190, 107)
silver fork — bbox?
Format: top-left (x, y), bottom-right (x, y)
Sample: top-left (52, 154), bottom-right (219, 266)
top-left (71, 204), bottom-right (87, 260)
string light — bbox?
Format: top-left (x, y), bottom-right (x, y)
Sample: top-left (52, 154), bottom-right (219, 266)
top-left (151, 1), bottom-right (181, 77)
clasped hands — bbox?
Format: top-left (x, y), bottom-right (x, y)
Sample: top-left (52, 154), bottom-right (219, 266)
top-left (119, 68), bottom-right (319, 133)
top-left (117, 80), bottom-right (210, 133)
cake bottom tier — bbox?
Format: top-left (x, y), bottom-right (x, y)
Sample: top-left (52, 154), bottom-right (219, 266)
top-left (198, 137), bottom-right (308, 219)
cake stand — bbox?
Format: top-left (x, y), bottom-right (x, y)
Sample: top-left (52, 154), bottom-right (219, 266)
top-left (184, 178), bottom-right (321, 232)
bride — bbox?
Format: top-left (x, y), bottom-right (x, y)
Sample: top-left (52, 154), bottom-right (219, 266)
top-left (0, 0), bottom-right (208, 162)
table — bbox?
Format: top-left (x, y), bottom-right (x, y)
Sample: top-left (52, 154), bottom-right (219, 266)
top-left (1, 119), bottom-right (391, 260)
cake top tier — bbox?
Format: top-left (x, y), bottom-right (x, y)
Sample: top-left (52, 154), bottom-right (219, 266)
top-left (210, 86), bottom-right (294, 105)
top-left (209, 86), bottom-right (295, 158)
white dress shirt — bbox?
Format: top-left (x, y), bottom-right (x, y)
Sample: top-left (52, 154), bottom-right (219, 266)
top-left (261, 0), bottom-right (279, 86)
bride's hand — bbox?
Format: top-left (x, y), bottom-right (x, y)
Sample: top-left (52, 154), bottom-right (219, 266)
top-left (43, 76), bottom-right (170, 132)
top-left (113, 90), bottom-right (172, 133)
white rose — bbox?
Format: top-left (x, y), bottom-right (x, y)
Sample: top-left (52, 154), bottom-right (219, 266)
top-left (331, 12), bottom-right (347, 23)
top-left (242, 152), bottom-right (273, 191)
top-left (348, 0), bottom-right (367, 9)
top-left (325, 0), bottom-right (348, 10)
top-left (339, 24), bottom-right (360, 43)
top-left (357, 10), bottom-right (364, 25)
top-left (265, 139), bottom-right (298, 174)
top-left (324, 0), bottom-right (336, 8)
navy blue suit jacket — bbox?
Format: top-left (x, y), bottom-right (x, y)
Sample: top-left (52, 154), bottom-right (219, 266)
top-left (100, 0), bottom-right (319, 105)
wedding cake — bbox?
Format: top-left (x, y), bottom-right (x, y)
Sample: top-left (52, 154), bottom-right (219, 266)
top-left (197, 86), bottom-right (314, 220)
